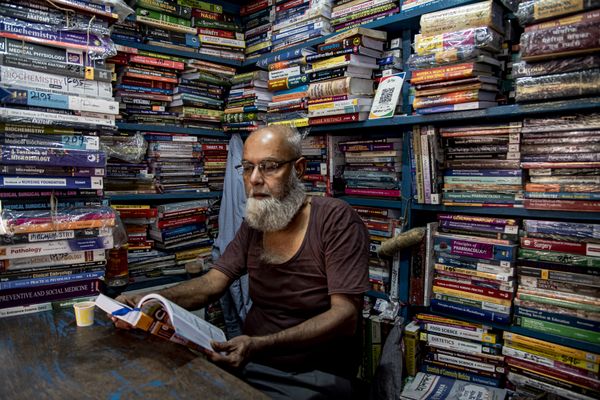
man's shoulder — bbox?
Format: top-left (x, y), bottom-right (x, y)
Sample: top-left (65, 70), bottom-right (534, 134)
top-left (311, 196), bottom-right (362, 222)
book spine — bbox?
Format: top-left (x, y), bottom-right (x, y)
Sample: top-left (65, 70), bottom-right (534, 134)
top-left (433, 236), bottom-right (517, 261)
top-left (420, 364), bottom-right (502, 387)
top-left (0, 176), bottom-right (103, 190)
top-left (434, 279), bottom-right (513, 300)
top-left (0, 270), bottom-right (104, 290)
top-left (0, 279), bottom-right (101, 309)
top-left (0, 37), bottom-right (87, 66)
top-left (0, 54), bottom-right (111, 82)
top-left (0, 146), bottom-right (106, 168)
top-left (0, 87), bottom-right (118, 115)
top-left (137, 0), bottom-right (192, 18)
top-left (430, 299), bottom-right (511, 324)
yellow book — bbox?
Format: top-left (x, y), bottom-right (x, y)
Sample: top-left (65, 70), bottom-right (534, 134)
top-left (504, 342), bottom-right (599, 373)
top-left (503, 331), bottom-right (600, 364)
top-left (432, 286), bottom-right (512, 307)
top-left (434, 264), bottom-right (513, 282)
top-left (268, 118), bottom-right (309, 127)
top-left (311, 55), bottom-right (349, 70)
top-left (111, 204), bottom-right (151, 209)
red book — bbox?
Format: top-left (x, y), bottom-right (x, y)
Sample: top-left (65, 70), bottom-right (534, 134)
top-left (157, 215), bottom-right (207, 229)
top-left (309, 113), bottom-right (368, 125)
top-left (197, 28), bottom-right (240, 40)
top-left (344, 188), bottom-right (401, 197)
top-left (128, 55), bottom-right (185, 70)
top-left (241, 0), bottom-right (271, 16)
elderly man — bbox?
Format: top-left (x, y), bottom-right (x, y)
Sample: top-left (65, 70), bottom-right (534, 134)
top-left (114, 126), bottom-right (370, 399)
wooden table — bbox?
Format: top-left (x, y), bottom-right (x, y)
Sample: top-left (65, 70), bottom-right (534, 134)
top-left (0, 308), bottom-right (269, 400)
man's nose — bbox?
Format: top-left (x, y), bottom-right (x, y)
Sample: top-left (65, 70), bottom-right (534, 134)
top-left (248, 165), bottom-right (264, 185)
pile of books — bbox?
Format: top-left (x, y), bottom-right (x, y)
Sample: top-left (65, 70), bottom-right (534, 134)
top-left (438, 122), bottom-right (523, 208)
top-left (202, 139), bottom-right (229, 192)
top-left (504, 331), bottom-right (600, 399)
top-left (266, 56), bottom-right (310, 128)
top-left (330, 0), bottom-right (399, 32)
top-left (410, 125), bottom-right (442, 204)
top-left (413, 313), bottom-right (506, 388)
top-left (111, 204), bottom-right (158, 274)
top-left (223, 71), bottom-right (270, 132)
top-left (300, 134), bottom-right (328, 196)
top-left (430, 214), bottom-right (518, 325)
top-left (407, 1), bottom-right (504, 114)
top-left (339, 137), bottom-right (402, 198)
top-left (194, 9), bottom-right (245, 63)
top-left (307, 28), bottom-right (385, 126)
top-left (241, 1), bottom-right (274, 60)
top-left (515, 219), bottom-right (600, 346)
top-left (102, 134), bottom-right (156, 195)
top-left (0, 0), bottom-right (122, 314)
top-left (271, 0), bottom-right (334, 52)
top-left (520, 114), bottom-right (600, 212)
top-left (514, 3), bottom-right (600, 103)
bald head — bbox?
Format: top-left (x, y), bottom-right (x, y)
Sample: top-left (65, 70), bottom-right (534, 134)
top-left (245, 126), bottom-right (302, 160)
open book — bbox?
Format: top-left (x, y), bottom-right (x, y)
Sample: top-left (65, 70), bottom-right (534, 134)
top-left (95, 293), bottom-right (226, 352)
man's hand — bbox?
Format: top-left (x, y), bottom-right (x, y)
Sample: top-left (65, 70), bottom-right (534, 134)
top-left (206, 335), bottom-right (262, 369)
top-left (109, 293), bottom-right (145, 330)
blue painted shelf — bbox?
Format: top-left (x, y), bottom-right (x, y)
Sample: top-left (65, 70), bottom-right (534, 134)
top-left (107, 192), bottom-right (222, 201)
top-left (112, 38), bottom-right (242, 67)
top-left (116, 123), bottom-right (228, 137)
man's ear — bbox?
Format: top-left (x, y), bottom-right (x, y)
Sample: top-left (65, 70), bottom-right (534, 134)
top-left (294, 157), bottom-right (307, 177)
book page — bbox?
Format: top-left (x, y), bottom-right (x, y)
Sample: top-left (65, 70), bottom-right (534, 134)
top-left (95, 294), bottom-right (141, 326)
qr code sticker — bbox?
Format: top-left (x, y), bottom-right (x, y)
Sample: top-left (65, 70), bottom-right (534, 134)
top-left (379, 88), bottom-right (394, 104)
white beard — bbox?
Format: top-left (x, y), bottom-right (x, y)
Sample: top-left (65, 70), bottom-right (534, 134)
top-left (245, 173), bottom-right (306, 233)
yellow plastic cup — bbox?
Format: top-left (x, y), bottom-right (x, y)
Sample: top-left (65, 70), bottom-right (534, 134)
top-left (73, 301), bottom-right (95, 327)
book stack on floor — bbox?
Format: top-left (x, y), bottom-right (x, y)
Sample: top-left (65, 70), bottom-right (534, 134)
top-left (0, 0), bottom-right (124, 315)
top-left (410, 125), bottom-right (442, 204)
top-left (330, 0), bottom-right (399, 32)
top-left (431, 214), bottom-right (518, 325)
top-left (414, 313), bottom-right (506, 388)
top-left (339, 137), bottom-right (402, 198)
top-left (129, 199), bottom-right (217, 284)
top-left (177, 59), bottom-right (233, 129)
top-left (519, 113), bottom-right (600, 212)
top-left (515, 219), bottom-right (600, 347)
top-left (438, 122), bottom-right (523, 208)
top-left (271, 0), bottom-right (334, 52)
top-left (266, 54), bottom-right (310, 128)
top-left (241, 1), bottom-right (274, 60)
top-left (354, 206), bottom-right (402, 296)
top-left (223, 71), bottom-right (270, 132)
top-left (514, 3), bottom-right (600, 103)
top-left (300, 134), bottom-right (328, 196)
top-left (503, 331), bottom-right (600, 399)
top-left (307, 28), bottom-right (386, 126)
top-left (407, 1), bottom-right (505, 114)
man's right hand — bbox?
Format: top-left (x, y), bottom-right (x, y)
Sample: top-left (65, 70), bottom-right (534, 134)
top-left (110, 293), bottom-right (145, 330)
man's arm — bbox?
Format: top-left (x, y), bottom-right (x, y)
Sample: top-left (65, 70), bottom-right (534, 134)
top-left (208, 293), bottom-right (361, 368)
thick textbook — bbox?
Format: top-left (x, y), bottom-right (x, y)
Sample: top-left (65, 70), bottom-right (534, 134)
top-left (95, 293), bottom-right (226, 352)
top-left (400, 372), bottom-right (507, 399)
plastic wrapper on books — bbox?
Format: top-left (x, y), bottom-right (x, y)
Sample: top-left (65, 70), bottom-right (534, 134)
top-left (515, 0), bottom-right (600, 26)
top-left (515, 68), bottom-right (600, 102)
top-left (413, 27), bottom-right (503, 57)
top-left (418, 0), bottom-right (504, 37)
top-left (512, 55), bottom-right (600, 78)
top-left (100, 133), bottom-right (148, 163)
top-left (407, 47), bottom-right (497, 70)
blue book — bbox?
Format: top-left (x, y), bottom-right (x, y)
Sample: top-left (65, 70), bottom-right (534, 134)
top-left (514, 306), bottom-right (600, 332)
top-left (0, 175), bottom-right (103, 189)
top-left (0, 271), bottom-right (104, 290)
top-left (256, 48), bottom-right (315, 69)
top-left (430, 299), bottom-right (511, 324)
top-left (444, 169), bottom-right (522, 177)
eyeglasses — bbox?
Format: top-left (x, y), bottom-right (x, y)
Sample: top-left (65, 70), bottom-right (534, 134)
top-left (235, 158), bottom-right (298, 176)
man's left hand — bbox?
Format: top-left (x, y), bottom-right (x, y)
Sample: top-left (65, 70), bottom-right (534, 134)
top-left (207, 335), bottom-right (257, 369)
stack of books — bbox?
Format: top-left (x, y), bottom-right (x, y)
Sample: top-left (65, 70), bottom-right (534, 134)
top-left (354, 205), bottom-right (402, 296)
top-left (330, 0), bottom-right (399, 32)
top-left (194, 9), bottom-right (245, 62)
top-left (223, 71), bottom-right (270, 132)
top-left (102, 134), bottom-right (156, 195)
top-left (177, 59), bottom-right (233, 130)
top-left (241, 1), bottom-right (274, 60)
top-left (373, 37), bottom-right (403, 90)
top-left (271, 0), bottom-right (334, 52)
top-left (266, 56), bottom-right (310, 128)
top-left (111, 204), bottom-right (158, 270)
top-left (201, 139), bottom-right (229, 191)
top-left (438, 122), bottom-right (524, 208)
top-left (407, 1), bottom-right (504, 114)
top-left (410, 125), bottom-right (443, 204)
top-left (514, 3), bottom-right (600, 103)
top-left (306, 28), bottom-right (385, 126)
top-left (112, 18), bottom-right (143, 43)
top-left (339, 137), bottom-right (402, 198)
top-left (415, 313), bottom-right (506, 388)
top-left (515, 219), bottom-right (600, 346)
top-left (300, 134), bottom-right (328, 196)
top-left (109, 49), bottom-right (185, 125)
top-left (520, 114), bottom-right (600, 212)
top-left (430, 214), bottom-right (518, 325)
top-left (504, 331), bottom-right (600, 399)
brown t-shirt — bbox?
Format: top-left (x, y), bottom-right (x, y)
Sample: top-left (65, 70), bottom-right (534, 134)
top-left (213, 196), bottom-right (370, 377)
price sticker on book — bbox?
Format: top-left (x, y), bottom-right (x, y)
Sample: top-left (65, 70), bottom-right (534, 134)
top-left (369, 72), bottom-right (406, 120)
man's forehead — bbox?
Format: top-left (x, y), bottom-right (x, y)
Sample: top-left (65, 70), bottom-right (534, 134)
top-left (244, 130), bottom-right (290, 158)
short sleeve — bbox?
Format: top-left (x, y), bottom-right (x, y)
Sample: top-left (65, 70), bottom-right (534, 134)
top-left (212, 221), bottom-right (250, 280)
top-left (321, 201), bottom-right (370, 295)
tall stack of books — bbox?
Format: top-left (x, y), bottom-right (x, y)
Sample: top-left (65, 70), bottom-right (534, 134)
top-left (190, 3), bottom-right (245, 62)
top-left (408, 1), bottom-right (505, 114)
top-left (271, 0), bottom-right (334, 52)
top-left (438, 122), bottom-right (523, 208)
top-left (102, 134), bottom-right (156, 195)
top-left (339, 137), bottom-right (402, 198)
top-left (514, 3), bottom-right (600, 103)
top-left (133, 0), bottom-right (198, 51)
top-left (410, 125), bottom-right (442, 204)
top-left (0, 0), bottom-right (122, 315)
top-left (354, 205), bottom-right (402, 297)
top-left (330, 0), bottom-right (399, 32)
top-left (504, 331), bottom-right (600, 399)
top-left (515, 219), bottom-right (600, 346)
top-left (223, 71), bottom-right (270, 132)
top-left (112, 18), bottom-right (143, 43)
top-left (415, 313), bottom-right (506, 388)
top-left (202, 138), bottom-right (229, 192)
top-left (300, 134), bottom-right (328, 196)
top-left (431, 214), bottom-right (518, 325)
top-left (241, 1), bottom-right (274, 60)
top-left (307, 28), bottom-right (386, 126)
top-left (177, 59), bottom-right (233, 130)
top-left (109, 49), bottom-right (185, 125)
top-left (518, 113), bottom-right (600, 213)
top-left (266, 56), bottom-right (310, 128)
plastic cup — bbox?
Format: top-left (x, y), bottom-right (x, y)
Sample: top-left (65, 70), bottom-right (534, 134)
top-left (73, 301), bottom-right (96, 327)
